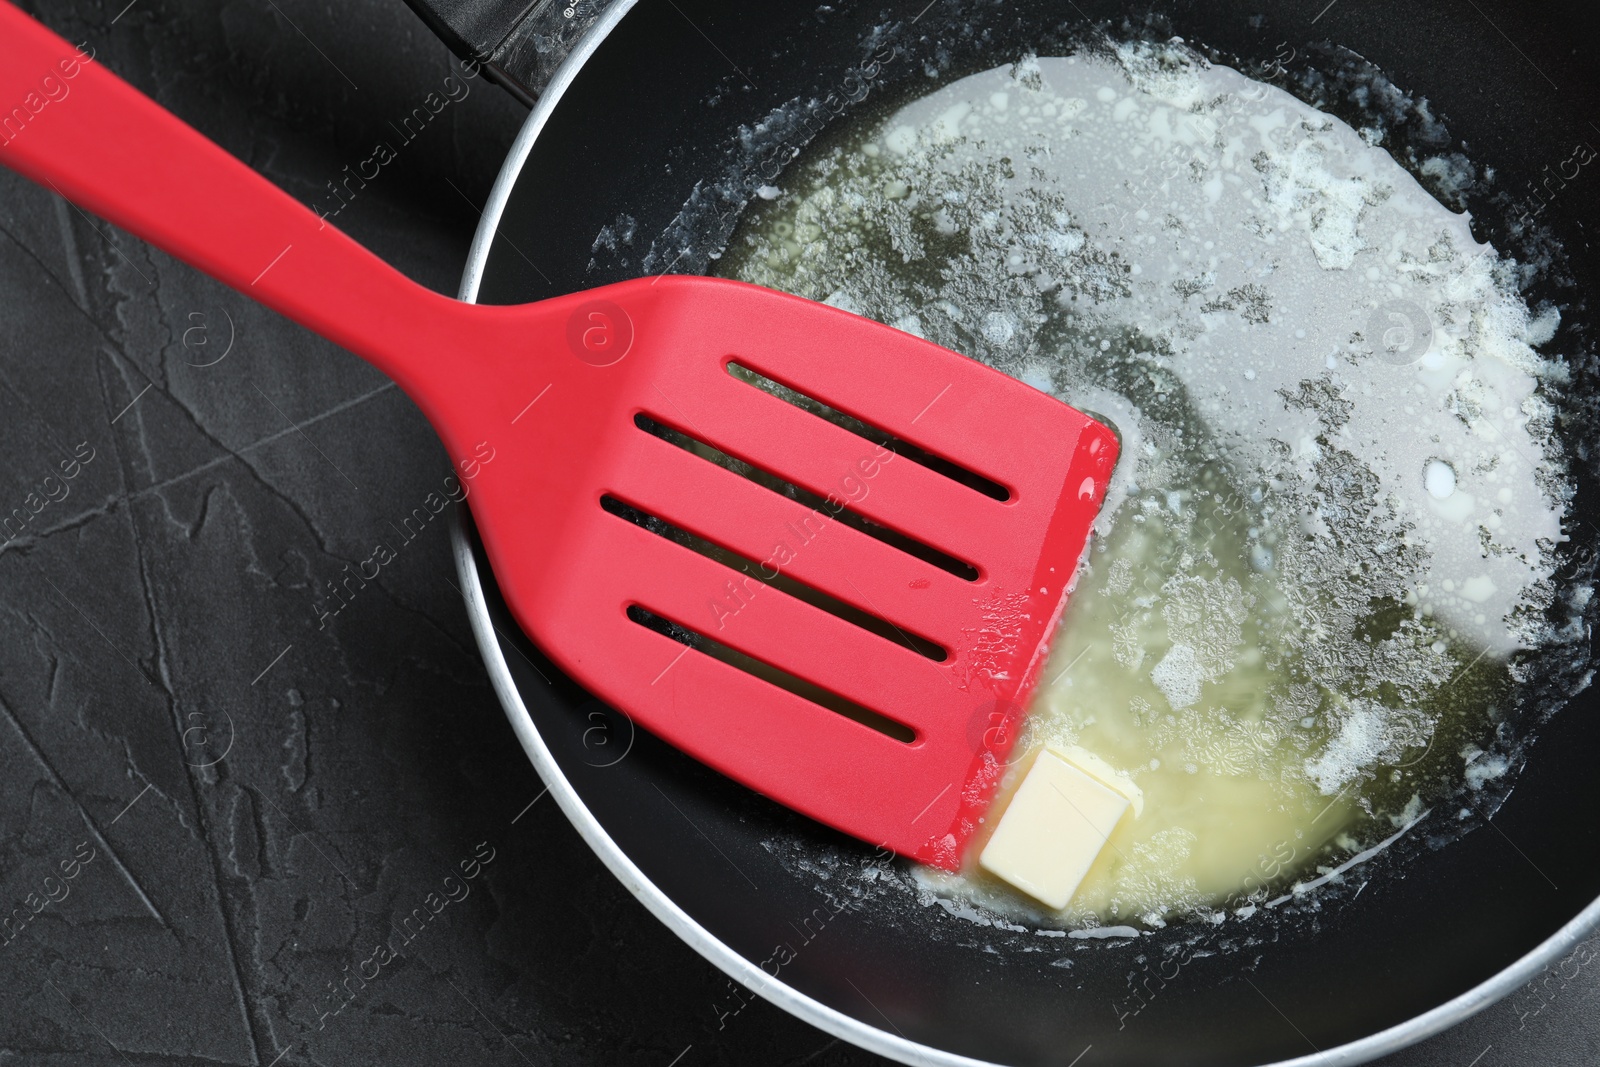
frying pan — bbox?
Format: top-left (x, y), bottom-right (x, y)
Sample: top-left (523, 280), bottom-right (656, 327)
top-left (445, 0), bottom-right (1598, 1063)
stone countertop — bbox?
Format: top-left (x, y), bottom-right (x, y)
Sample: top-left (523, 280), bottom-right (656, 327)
top-left (0, 1), bottom-right (1594, 1065)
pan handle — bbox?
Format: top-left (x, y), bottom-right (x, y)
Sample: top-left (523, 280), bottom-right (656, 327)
top-left (398, 0), bottom-right (627, 106)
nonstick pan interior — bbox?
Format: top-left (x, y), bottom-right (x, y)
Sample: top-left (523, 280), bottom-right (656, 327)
top-left (455, 1), bottom-right (1600, 1064)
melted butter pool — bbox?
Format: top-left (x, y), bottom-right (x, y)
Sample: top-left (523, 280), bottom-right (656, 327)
top-left (716, 45), bottom-right (1571, 924)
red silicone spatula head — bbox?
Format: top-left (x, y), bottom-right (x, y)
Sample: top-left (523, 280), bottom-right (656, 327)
top-left (466, 276), bottom-right (1119, 869)
top-left (499, 278), bottom-right (1120, 868)
top-left (0, 3), bottom-right (1117, 869)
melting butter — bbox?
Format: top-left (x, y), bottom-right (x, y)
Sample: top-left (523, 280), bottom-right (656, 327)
top-left (718, 44), bottom-right (1571, 924)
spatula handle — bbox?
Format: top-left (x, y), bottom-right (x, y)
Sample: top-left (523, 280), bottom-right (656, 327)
top-left (0, 4), bottom-right (457, 393)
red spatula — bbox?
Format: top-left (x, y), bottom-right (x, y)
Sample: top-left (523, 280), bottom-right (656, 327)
top-left (0, 5), bottom-right (1117, 870)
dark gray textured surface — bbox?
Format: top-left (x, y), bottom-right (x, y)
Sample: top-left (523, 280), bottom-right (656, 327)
top-left (0, 1), bottom-right (1594, 1065)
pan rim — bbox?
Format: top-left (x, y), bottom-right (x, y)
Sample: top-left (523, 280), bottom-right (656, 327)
top-left (447, 5), bottom-right (1600, 1064)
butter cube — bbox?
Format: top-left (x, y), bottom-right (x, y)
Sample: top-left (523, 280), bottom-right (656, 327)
top-left (979, 747), bottom-right (1131, 909)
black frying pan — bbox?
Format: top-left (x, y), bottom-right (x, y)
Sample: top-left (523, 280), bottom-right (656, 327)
top-left (423, 1), bottom-right (1600, 1064)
